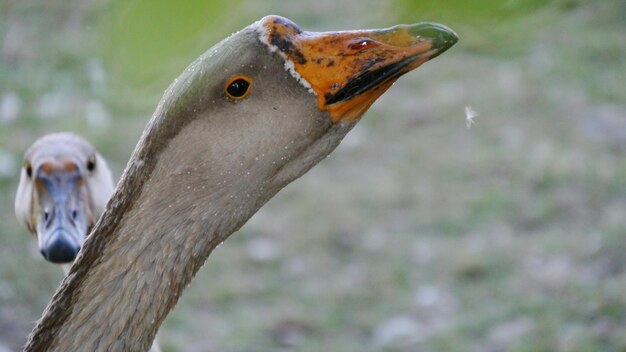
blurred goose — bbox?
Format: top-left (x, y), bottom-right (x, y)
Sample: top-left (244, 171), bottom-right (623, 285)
top-left (15, 133), bottom-right (114, 273)
top-left (15, 135), bottom-right (163, 351)
top-left (16, 134), bottom-right (163, 351)
top-left (25, 16), bottom-right (457, 351)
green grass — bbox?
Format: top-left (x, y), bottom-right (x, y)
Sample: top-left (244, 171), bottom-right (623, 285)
top-left (1, 0), bottom-right (626, 351)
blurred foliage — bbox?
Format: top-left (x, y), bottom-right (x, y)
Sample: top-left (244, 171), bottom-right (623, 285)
top-left (99, 0), bottom-right (244, 98)
top-left (393, 0), bottom-right (553, 56)
top-left (395, 0), bottom-right (550, 23)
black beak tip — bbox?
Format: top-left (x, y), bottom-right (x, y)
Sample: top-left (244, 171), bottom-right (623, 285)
top-left (41, 240), bottom-right (80, 264)
top-left (410, 22), bottom-right (459, 53)
top-left (435, 25), bottom-right (459, 51)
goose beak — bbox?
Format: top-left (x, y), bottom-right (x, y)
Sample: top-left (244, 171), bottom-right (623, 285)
top-left (260, 16), bottom-right (458, 122)
top-left (34, 162), bottom-right (91, 263)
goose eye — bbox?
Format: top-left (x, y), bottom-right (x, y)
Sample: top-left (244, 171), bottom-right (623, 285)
top-left (225, 75), bottom-right (253, 100)
top-left (86, 156), bottom-right (96, 172)
top-left (24, 162), bottom-right (33, 178)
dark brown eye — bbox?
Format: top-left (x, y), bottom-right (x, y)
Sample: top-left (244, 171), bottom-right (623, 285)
top-left (225, 75), bottom-right (252, 100)
top-left (86, 156), bottom-right (96, 172)
top-left (24, 162), bottom-right (32, 178)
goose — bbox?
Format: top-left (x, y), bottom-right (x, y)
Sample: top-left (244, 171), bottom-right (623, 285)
top-left (14, 132), bottom-right (115, 274)
top-left (25, 15), bottom-right (457, 351)
top-left (15, 133), bottom-right (162, 351)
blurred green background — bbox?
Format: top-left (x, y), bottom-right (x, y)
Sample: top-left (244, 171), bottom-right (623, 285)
top-left (1, 0), bottom-right (626, 351)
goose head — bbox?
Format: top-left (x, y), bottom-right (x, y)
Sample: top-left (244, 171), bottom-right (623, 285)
top-left (122, 15), bottom-right (459, 220)
top-left (25, 16), bottom-right (457, 351)
top-left (15, 132), bottom-right (114, 264)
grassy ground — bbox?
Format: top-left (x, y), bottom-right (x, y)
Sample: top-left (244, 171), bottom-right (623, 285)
top-left (1, 0), bottom-right (625, 351)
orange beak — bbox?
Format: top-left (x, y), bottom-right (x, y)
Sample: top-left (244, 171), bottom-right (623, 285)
top-left (259, 16), bottom-right (458, 123)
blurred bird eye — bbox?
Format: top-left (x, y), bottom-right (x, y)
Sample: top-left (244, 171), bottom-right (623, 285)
top-left (225, 75), bottom-right (252, 100)
top-left (87, 156), bottom-right (96, 172)
top-left (24, 162), bottom-right (33, 178)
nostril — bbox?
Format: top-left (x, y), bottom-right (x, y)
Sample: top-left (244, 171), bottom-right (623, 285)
top-left (40, 248), bottom-right (48, 260)
top-left (44, 211), bottom-right (50, 222)
top-left (348, 38), bottom-right (377, 51)
top-left (72, 210), bottom-right (78, 220)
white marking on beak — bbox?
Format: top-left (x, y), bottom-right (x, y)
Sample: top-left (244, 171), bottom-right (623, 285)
top-left (253, 20), bottom-right (316, 95)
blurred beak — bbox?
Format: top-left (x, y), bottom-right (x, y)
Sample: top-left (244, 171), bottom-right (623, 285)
top-left (260, 16), bottom-right (458, 122)
top-left (34, 162), bottom-right (91, 264)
